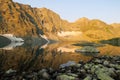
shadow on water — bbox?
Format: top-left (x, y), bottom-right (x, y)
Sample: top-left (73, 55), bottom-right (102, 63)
top-left (0, 53), bottom-right (6, 71)
top-left (77, 51), bottom-right (99, 57)
top-left (72, 41), bottom-right (105, 47)
top-left (100, 37), bottom-right (120, 47)
top-left (0, 36), bottom-right (11, 48)
top-left (17, 47), bottom-right (45, 72)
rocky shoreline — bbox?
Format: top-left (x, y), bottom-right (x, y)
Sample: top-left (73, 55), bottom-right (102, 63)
top-left (0, 55), bottom-right (120, 80)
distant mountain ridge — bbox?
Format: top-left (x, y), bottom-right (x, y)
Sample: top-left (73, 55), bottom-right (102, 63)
top-left (0, 0), bottom-right (120, 41)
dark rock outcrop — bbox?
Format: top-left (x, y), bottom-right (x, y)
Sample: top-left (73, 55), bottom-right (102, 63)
top-left (0, 36), bottom-right (11, 48)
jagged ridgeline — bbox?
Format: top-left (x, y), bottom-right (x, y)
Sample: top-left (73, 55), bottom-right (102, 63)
top-left (0, 0), bottom-right (62, 37)
top-left (0, 0), bottom-right (120, 40)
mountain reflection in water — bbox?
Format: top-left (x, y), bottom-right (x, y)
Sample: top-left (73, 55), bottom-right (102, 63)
top-left (0, 39), bottom-right (120, 71)
top-left (100, 37), bottom-right (120, 46)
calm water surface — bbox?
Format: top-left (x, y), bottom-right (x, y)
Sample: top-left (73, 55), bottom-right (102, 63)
top-left (0, 38), bottom-right (120, 71)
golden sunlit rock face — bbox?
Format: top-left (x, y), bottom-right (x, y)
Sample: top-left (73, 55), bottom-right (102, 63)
top-left (0, 0), bottom-right (120, 40)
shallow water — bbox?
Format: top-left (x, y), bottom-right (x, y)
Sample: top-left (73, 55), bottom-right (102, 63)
top-left (0, 38), bottom-right (120, 71)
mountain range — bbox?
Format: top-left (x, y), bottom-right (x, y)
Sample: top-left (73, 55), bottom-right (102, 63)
top-left (0, 0), bottom-right (120, 41)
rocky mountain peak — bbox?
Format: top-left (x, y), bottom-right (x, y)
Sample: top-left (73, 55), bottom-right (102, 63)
top-left (75, 17), bottom-right (89, 23)
top-left (0, 0), bottom-right (12, 3)
top-left (0, 0), bottom-right (119, 41)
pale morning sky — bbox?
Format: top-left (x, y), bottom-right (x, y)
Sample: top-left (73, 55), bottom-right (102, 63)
top-left (13, 0), bottom-right (120, 23)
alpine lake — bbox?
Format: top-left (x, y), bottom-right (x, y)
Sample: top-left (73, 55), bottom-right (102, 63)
top-left (0, 37), bottom-right (120, 71)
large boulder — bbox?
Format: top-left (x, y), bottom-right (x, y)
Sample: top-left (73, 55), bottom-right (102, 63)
top-left (75, 46), bottom-right (100, 56)
top-left (75, 46), bottom-right (100, 53)
top-left (56, 74), bottom-right (75, 80)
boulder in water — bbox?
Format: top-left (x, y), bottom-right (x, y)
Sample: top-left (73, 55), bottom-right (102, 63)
top-left (75, 46), bottom-right (100, 53)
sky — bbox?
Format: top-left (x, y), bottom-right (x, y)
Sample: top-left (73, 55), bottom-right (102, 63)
top-left (13, 0), bottom-right (120, 23)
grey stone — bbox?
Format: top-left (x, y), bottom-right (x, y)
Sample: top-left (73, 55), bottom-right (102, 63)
top-left (6, 69), bottom-right (16, 74)
top-left (115, 65), bottom-right (120, 70)
top-left (83, 75), bottom-right (92, 80)
top-left (38, 69), bottom-right (50, 79)
top-left (108, 68), bottom-right (116, 76)
top-left (95, 67), bottom-right (114, 80)
top-left (84, 64), bottom-right (92, 70)
top-left (67, 73), bottom-right (78, 77)
top-left (42, 72), bottom-right (50, 79)
top-left (75, 46), bottom-right (100, 53)
top-left (56, 74), bottom-right (75, 80)
top-left (103, 61), bottom-right (109, 66)
top-left (75, 64), bottom-right (82, 68)
top-left (60, 61), bottom-right (76, 68)
top-left (80, 69), bottom-right (86, 74)
top-left (94, 59), bottom-right (102, 63)
top-left (116, 70), bottom-right (120, 76)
